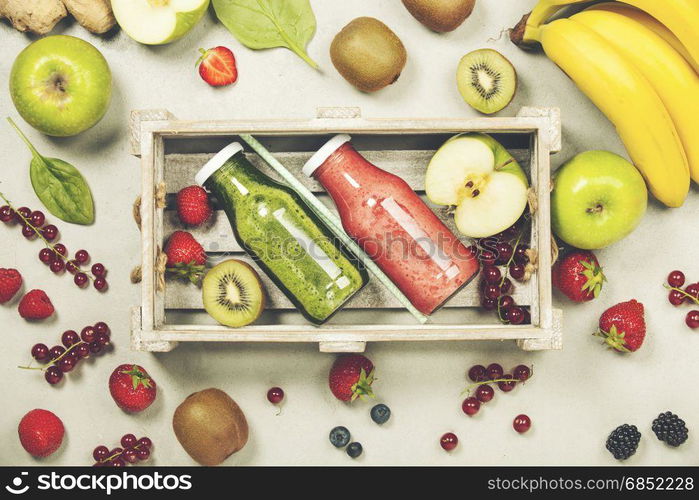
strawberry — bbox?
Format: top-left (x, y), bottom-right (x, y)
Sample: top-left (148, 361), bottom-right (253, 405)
top-left (328, 354), bottom-right (376, 402)
top-left (164, 231), bottom-right (206, 284)
top-left (18, 289), bottom-right (54, 320)
top-left (18, 409), bottom-right (64, 457)
top-left (0, 268), bottom-right (23, 303)
top-left (552, 250), bottom-right (605, 302)
top-left (197, 46), bottom-right (238, 87)
top-left (177, 186), bottom-right (212, 226)
top-left (109, 364), bottom-right (157, 413)
top-left (595, 299), bottom-right (646, 352)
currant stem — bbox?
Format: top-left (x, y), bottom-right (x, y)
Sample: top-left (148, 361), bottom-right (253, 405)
top-left (0, 192), bottom-right (96, 282)
top-left (664, 284), bottom-right (699, 305)
top-left (461, 375), bottom-right (528, 396)
top-left (100, 442), bottom-right (145, 464)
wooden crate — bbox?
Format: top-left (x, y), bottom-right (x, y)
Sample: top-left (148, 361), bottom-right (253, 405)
top-left (130, 107), bottom-right (562, 353)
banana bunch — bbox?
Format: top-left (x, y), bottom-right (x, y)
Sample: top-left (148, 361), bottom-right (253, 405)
top-left (513, 0), bottom-right (699, 208)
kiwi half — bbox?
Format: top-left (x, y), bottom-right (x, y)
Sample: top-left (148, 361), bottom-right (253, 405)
top-left (456, 49), bottom-right (517, 114)
top-left (202, 259), bottom-right (265, 328)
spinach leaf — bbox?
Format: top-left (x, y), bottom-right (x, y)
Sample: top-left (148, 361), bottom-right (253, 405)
top-left (8, 118), bottom-right (94, 225)
top-left (212, 0), bottom-right (319, 69)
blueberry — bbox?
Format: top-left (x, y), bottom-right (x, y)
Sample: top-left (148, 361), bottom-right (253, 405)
top-left (370, 403), bottom-right (391, 425)
top-left (329, 426), bottom-right (351, 448)
top-left (346, 442), bottom-right (363, 459)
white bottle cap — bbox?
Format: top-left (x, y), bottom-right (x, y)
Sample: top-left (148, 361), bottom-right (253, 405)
top-left (195, 142), bottom-right (245, 186)
top-left (302, 134), bottom-right (352, 177)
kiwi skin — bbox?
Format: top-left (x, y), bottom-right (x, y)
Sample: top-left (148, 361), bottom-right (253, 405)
top-left (202, 259), bottom-right (265, 328)
top-left (330, 17), bottom-right (407, 93)
top-left (402, 0), bottom-right (476, 33)
top-left (173, 388), bottom-right (249, 466)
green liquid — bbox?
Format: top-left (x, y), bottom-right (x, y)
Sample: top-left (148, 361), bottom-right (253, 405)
top-left (205, 152), bottom-right (368, 324)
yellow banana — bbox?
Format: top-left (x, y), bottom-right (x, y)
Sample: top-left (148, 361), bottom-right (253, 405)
top-left (573, 9), bottom-right (699, 184)
top-left (587, 2), bottom-right (699, 75)
top-left (519, 0), bottom-right (699, 65)
top-left (538, 18), bottom-right (689, 207)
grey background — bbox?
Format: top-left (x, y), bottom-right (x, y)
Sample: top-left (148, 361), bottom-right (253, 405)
top-left (0, 0), bottom-right (697, 466)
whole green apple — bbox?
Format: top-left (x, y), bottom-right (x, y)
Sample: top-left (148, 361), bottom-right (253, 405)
top-left (10, 35), bottom-right (112, 137)
top-left (551, 151), bottom-right (647, 249)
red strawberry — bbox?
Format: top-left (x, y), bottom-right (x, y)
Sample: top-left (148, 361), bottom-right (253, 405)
top-left (18, 290), bottom-right (54, 320)
top-left (329, 354), bottom-right (376, 402)
top-left (0, 268), bottom-right (23, 303)
top-left (552, 250), bottom-right (605, 302)
top-left (164, 231), bottom-right (207, 285)
top-left (177, 185), bottom-right (212, 226)
top-left (18, 409), bottom-right (64, 457)
top-left (109, 364), bottom-right (157, 413)
top-left (197, 46), bottom-right (238, 87)
top-left (595, 299), bottom-right (646, 352)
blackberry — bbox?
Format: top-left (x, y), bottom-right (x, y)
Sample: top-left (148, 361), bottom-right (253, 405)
top-left (652, 411), bottom-right (689, 447)
top-left (606, 424), bottom-right (641, 460)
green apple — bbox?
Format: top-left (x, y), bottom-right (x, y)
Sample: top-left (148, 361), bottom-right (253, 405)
top-left (425, 133), bottom-right (529, 238)
top-left (551, 151), bottom-right (647, 249)
top-left (111, 0), bottom-right (210, 45)
top-left (10, 36), bottom-right (111, 137)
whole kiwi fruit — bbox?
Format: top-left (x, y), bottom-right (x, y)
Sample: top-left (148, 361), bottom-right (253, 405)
top-left (173, 388), bottom-right (249, 466)
top-left (402, 0), bottom-right (476, 32)
top-left (330, 17), bottom-right (407, 93)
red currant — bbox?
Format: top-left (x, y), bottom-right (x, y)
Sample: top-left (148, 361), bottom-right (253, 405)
top-left (487, 363), bottom-right (503, 380)
top-left (667, 270), bottom-right (686, 288)
top-left (53, 244), bottom-right (67, 256)
top-left (495, 242), bottom-right (514, 265)
top-left (42, 225), bottom-right (58, 241)
top-left (513, 414), bottom-right (531, 433)
top-left (514, 244), bottom-right (529, 264)
top-left (94, 322), bottom-right (110, 335)
top-left (669, 289), bottom-right (685, 306)
top-left (0, 205), bottom-right (14, 223)
top-left (686, 310), bottom-right (699, 329)
top-left (75, 343), bottom-right (90, 359)
top-left (93, 445), bottom-right (110, 461)
top-left (475, 384), bottom-right (495, 403)
top-left (267, 387), bottom-right (284, 404)
top-left (513, 365), bottom-right (531, 382)
top-left (481, 296), bottom-right (497, 311)
top-left (483, 284), bottom-right (501, 300)
top-left (440, 432), bottom-right (458, 451)
top-left (75, 249), bottom-right (90, 264)
top-left (22, 224), bottom-right (36, 239)
top-left (685, 283), bottom-right (699, 302)
top-left (94, 278), bottom-right (108, 291)
top-left (61, 330), bottom-right (80, 347)
top-left (479, 250), bottom-right (496, 266)
top-left (499, 295), bottom-right (515, 310)
top-left (81, 326), bottom-right (96, 343)
top-left (136, 447), bottom-right (150, 460)
top-left (45, 366), bottom-right (63, 385)
top-left (31, 343), bottom-right (49, 362)
top-left (468, 364), bottom-right (487, 382)
top-left (122, 448), bottom-right (138, 463)
top-left (49, 345), bottom-right (66, 360)
top-left (498, 375), bottom-right (517, 392)
top-left (57, 357), bottom-right (76, 373)
top-left (30, 211), bottom-right (45, 227)
top-left (500, 278), bottom-right (513, 295)
top-left (16, 207), bottom-right (31, 221)
top-left (89, 341), bottom-right (103, 354)
top-left (483, 266), bottom-right (501, 284)
top-left (121, 434), bottom-right (138, 448)
top-left (49, 259), bottom-right (65, 273)
top-left (74, 273), bottom-right (89, 287)
top-left (509, 263), bottom-right (526, 281)
top-left (91, 263), bottom-right (106, 277)
top-left (65, 260), bottom-right (79, 274)
top-left (137, 437), bottom-right (153, 449)
top-left (39, 248), bottom-right (55, 264)
top-left (461, 396), bottom-right (480, 416)
top-left (507, 307), bottom-right (525, 325)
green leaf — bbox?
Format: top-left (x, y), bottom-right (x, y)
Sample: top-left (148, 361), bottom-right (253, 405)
top-left (8, 118), bottom-right (94, 225)
top-left (212, 0), bottom-right (319, 69)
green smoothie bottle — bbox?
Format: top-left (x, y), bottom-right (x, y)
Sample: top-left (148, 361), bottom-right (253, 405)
top-left (195, 143), bottom-right (368, 325)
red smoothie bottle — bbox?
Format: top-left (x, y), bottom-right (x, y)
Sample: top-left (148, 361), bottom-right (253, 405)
top-left (303, 135), bottom-right (479, 315)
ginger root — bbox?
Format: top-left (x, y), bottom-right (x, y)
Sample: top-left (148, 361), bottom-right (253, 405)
top-left (60, 0), bottom-right (116, 34)
top-left (0, 0), bottom-right (68, 35)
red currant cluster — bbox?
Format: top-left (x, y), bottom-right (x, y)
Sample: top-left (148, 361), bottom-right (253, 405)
top-left (665, 270), bottom-right (699, 330)
top-left (472, 224), bottom-right (533, 325)
top-left (26, 322), bottom-right (112, 385)
top-left (93, 434), bottom-right (152, 467)
top-left (461, 363), bottom-right (532, 417)
top-left (0, 198), bottom-right (108, 292)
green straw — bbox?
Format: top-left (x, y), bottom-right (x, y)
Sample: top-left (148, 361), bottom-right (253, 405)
top-left (240, 134), bottom-right (429, 324)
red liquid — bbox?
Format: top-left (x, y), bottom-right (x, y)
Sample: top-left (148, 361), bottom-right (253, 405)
top-left (312, 142), bottom-right (479, 315)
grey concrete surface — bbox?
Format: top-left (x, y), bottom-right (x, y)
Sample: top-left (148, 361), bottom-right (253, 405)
top-left (0, 0), bottom-right (697, 466)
